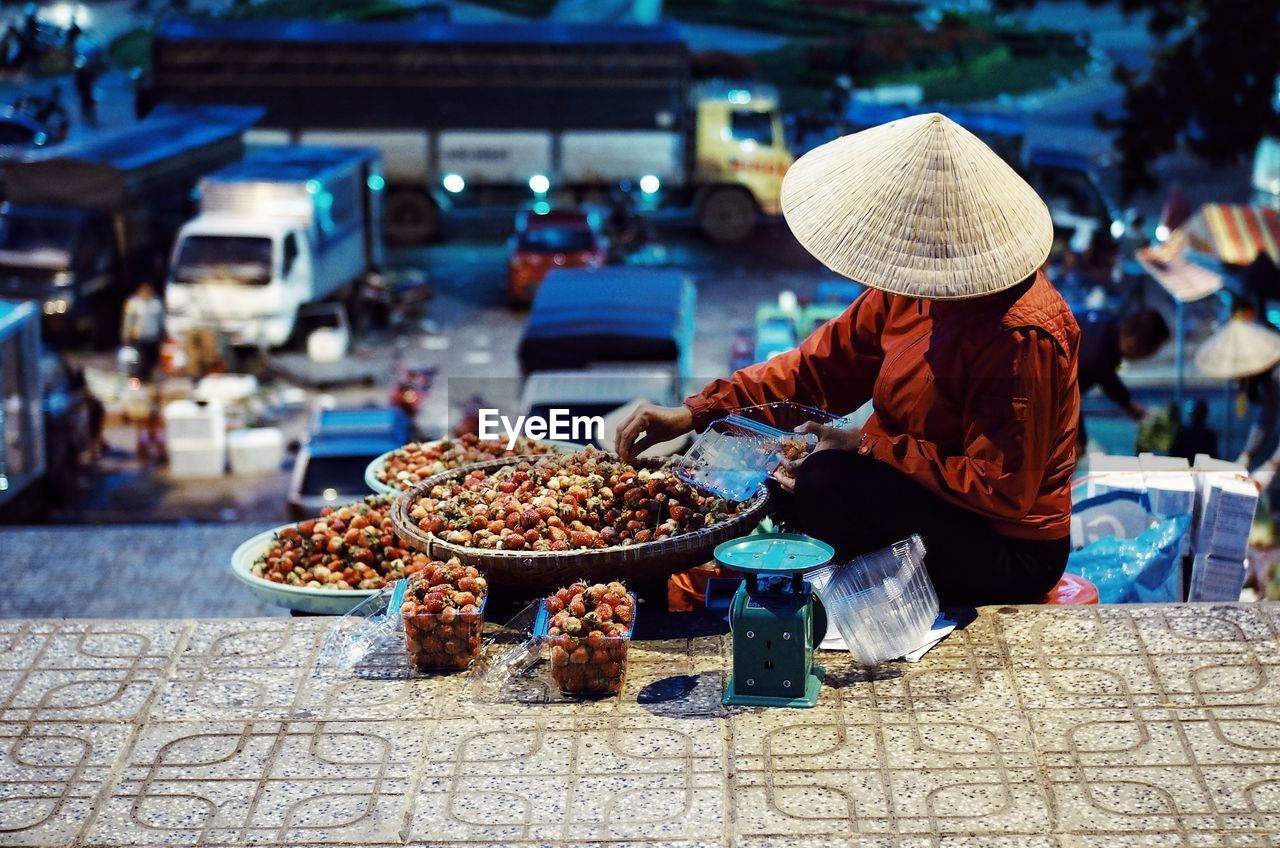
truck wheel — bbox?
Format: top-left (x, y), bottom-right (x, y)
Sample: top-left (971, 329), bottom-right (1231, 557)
top-left (384, 190), bottom-right (438, 244)
top-left (699, 187), bottom-right (758, 244)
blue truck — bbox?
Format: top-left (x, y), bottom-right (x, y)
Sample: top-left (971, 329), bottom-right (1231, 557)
top-left (0, 105), bottom-right (261, 345)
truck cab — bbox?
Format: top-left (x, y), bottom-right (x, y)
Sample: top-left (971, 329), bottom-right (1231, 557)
top-left (165, 217), bottom-right (313, 348)
top-left (0, 204), bottom-right (116, 330)
top-left (691, 83), bottom-right (793, 243)
top-left (164, 146), bottom-right (383, 349)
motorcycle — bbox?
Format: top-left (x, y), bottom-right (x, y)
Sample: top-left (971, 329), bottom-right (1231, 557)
top-left (390, 366), bottom-right (437, 420)
top-left (356, 267), bottom-right (433, 331)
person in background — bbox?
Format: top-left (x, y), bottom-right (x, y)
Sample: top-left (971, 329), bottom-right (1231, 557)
top-left (1160, 184), bottom-right (1193, 236)
top-left (17, 3), bottom-right (36, 68)
top-left (63, 15), bottom-right (79, 50)
top-left (1076, 308), bottom-right (1170, 451)
top-left (73, 55), bottom-right (95, 126)
top-left (1238, 362), bottom-right (1280, 490)
top-left (122, 283), bottom-right (165, 382)
top-left (1170, 399), bottom-right (1218, 464)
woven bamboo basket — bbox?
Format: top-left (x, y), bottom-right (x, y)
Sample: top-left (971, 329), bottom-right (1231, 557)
top-left (390, 455), bottom-right (770, 588)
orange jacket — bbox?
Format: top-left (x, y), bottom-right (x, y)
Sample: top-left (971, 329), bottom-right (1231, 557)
top-left (686, 271), bottom-right (1081, 540)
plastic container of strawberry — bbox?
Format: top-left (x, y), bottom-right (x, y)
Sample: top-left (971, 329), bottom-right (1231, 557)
top-left (533, 592), bottom-right (637, 696)
top-left (402, 586), bottom-right (488, 672)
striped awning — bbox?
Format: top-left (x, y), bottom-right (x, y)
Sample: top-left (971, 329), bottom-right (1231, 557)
top-left (1184, 204), bottom-right (1280, 266)
top-left (1136, 229), bottom-right (1223, 303)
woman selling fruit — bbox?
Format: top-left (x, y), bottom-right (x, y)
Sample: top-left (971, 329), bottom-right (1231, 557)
top-left (617, 113), bottom-right (1080, 605)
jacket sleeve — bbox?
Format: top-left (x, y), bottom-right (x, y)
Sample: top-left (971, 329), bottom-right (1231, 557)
top-left (861, 327), bottom-right (1066, 520)
top-left (685, 290), bottom-right (887, 430)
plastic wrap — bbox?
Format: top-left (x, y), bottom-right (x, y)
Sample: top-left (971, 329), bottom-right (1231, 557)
top-left (314, 580), bottom-right (411, 675)
top-left (675, 401), bottom-right (847, 501)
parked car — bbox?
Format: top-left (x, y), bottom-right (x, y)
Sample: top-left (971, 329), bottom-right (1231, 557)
top-left (506, 208), bottom-right (605, 306)
top-left (0, 112), bottom-right (49, 150)
top-left (287, 407), bottom-right (409, 518)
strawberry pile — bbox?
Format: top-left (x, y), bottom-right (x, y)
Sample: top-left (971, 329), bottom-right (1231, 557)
top-left (401, 559), bottom-right (489, 670)
top-left (407, 447), bottom-right (741, 551)
top-left (778, 435), bottom-right (815, 464)
top-left (252, 497), bottom-right (431, 590)
top-left (544, 581), bottom-right (635, 695)
top-left (377, 434), bottom-right (557, 491)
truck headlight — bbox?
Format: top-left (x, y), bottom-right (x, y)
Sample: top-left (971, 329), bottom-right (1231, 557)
top-left (42, 298), bottom-right (68, 315)
top-left (1110, 219), bottom-right (1126, 239)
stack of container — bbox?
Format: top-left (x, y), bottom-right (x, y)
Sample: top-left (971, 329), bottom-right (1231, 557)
top-left (163, 399), bottom-right (226, 478)
top-left (1190, 454), bottom-right (1258, 602)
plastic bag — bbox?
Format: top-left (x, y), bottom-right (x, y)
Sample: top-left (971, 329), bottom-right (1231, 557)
top-left (314, 579), bottom-right (410, 677)
top-left (1066, 513), bottom-right (1190, 604)
top-left (1070, 491), bottom-right (1157, 549)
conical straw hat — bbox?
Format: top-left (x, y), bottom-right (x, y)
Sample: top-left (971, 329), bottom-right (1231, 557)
top-left (781, 112), bottom-right (1054, 299)
top-left (1195, 318), bottom-right (1280, 379)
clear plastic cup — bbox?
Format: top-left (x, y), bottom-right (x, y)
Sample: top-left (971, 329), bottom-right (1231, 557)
top-left (807, 535), bottom-right (938, 666)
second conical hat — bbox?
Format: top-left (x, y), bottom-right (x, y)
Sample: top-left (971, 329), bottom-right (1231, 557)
top-left (781, 112), bottom-right (1054, 299)
top-left (1195, 318), bottom-right (1280, 379)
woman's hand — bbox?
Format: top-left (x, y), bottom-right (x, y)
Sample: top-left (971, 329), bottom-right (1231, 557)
top-left (615, 402), bottom-right (694, 462)
top-left (795, 421), bottom-right (862, 453)
top-left (771, 422), bottom-right (861, 493)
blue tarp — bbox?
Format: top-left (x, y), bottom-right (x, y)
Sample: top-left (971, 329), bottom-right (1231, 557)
top-left (28, 105), bottom-right (263, 173)
top-left (517, 268), bottom-right (693, 375)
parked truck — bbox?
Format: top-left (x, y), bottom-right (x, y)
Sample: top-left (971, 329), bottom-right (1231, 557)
top-left (847, 102), bottom-right (1130, 254)
top-left (0, 299), bottom-right (91, 523)
top-left (144, 19), bottom-right (793, 244)
top-left (163, 146), bottom-right (384, 348)
top-left (0, 105), bottom-right (262, 344)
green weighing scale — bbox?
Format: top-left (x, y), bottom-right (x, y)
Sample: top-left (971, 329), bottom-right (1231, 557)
top-left (716, 533), bottom-right (832, 708)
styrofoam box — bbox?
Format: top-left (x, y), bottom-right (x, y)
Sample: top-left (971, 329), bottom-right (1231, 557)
top-left (169, 444), bottom-right (227, 479)
top-left (1085, 453), bottom-right (1145, 499)
top-left (164, 399), bottom-right (226, 445)
top-left (227, 427), bottom-right (285, 475)
top-left (1192, 454), bottom-right (1258, 561)
top-left (1137, 453), bottom-right (1196, 517)
top-left (1188, 552), bottom-right (1247, 602)
top-left (194, 373), bottom-right (259, 404)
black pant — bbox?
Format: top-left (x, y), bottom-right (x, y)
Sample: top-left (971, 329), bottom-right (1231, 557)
top-left (785, 450), bottom-right (1068, 606)
top-left (134, 339), bottom-right (161, 381)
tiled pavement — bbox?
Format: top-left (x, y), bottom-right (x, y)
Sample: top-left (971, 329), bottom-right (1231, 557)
top-left (2, 604), bottom-right (1280, 846)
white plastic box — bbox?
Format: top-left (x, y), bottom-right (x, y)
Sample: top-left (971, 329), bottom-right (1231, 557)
top-left (227, 427), bottom-right (285, 475)
top-left (169, 444), bottom-right (226, 479)
top-left (164, 399), bottom-right (226, 444)
top-left (194, 373), bottom-right (259, 404)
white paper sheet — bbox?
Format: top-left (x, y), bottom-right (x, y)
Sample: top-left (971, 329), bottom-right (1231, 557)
top-left (818, 611), bottom-right (958, 663)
